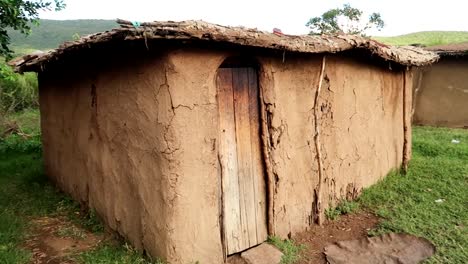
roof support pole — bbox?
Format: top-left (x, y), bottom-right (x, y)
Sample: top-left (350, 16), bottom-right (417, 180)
top-left (313, 55), bottom-right (326, 226)
top-left (402, 69), bottom-right (413, 174)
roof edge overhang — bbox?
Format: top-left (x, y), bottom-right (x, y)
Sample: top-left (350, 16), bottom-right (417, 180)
top-left (9, 19), bottom-right (439, 73)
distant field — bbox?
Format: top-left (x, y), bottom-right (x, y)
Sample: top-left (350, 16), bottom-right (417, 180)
top-left (374, 31), bottom-right (468, 46)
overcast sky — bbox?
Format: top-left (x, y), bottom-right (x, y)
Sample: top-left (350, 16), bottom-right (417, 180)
top-left (39, 0), bottom-right (468, 36)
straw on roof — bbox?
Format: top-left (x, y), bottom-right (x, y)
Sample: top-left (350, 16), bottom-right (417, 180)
top-left (426, 42), bottom-right (468, 57)
top-left (10, 19), bottom-right (438, 73)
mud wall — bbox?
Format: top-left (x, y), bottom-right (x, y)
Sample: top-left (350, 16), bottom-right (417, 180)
top-left (259, 55), bottom-right (409, 237)
top-left (39, 47), bottom-right (226, 264)
top-left (38, 46), bottom-right (410, 263)
top-left (413, 58), bottom-right (468, 128)
top-left (318, 57), bottom-right (408, 214)
top-left (257, 55), bottom-right (320, 236)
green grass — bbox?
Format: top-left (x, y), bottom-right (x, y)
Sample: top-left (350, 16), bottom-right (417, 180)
top-left (325, 200), bottom-right (359, 221)
top-left (374, 31), bottom-right (468, 46)
top-left (0, 111), bottom-right (163, 263)
top-left (1, 109), bottom-right (41, 135)
top-left (357, 126), bottom-right (468, 263)
top-left (268, 236), bottom-right (304, 264)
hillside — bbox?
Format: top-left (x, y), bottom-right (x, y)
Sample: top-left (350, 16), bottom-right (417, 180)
top-left (374, 31), bottom-right (468, 46)
top-left (9, 19), bottom-right (117, 51)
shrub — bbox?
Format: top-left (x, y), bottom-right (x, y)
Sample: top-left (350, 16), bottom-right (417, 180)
top-left (0, 62), bottom-right (38, 114)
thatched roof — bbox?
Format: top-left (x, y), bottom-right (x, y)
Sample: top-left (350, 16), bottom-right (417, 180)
top-left (426, 42), bottom-right (468, 57)
top-left (10, 19), bottom-right (438, 73)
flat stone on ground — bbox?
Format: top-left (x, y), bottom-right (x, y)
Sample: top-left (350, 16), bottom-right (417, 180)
top-left (240, 243), bottom-right (283, 264)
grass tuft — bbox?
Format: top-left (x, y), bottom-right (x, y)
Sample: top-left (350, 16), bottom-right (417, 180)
top-left (325, 200), bottom-right (359, 221)
top-left (268, 236), bottom-right (304, 264)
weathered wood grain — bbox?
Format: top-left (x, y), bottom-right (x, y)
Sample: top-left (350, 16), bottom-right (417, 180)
top-left (217, 67), bottom-right (267, 254)
top-left (247, 67), bottom-right (268, 242)
top-left (233, 67), bottom-right (258, 247)
top-left (217, 68), bottom-right (243, 253)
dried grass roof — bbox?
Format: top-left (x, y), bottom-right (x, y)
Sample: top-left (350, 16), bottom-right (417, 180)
top-left (10, 19), bottom-right (438, 73)
top-left (426, 42), bottom-right (468, 56)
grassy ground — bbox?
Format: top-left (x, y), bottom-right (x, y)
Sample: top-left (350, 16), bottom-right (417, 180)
top-left (357, 126), bottom-right (468, 263)
top-left (1, 109), bottom-right (41, 135)
top-left (1, 110), bottom-right (467, 263)
top-left (0, 110), bottom-right (161, 263)
top-left (374, 31), bottom-right (468, 46)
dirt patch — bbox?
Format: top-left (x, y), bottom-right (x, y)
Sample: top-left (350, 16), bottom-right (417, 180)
top-left (23, 216), bottom-right (104, 264)
top-left (324, 233), bottom-right (435, 264)
top-left (294, 211), bottom-right (380, 264)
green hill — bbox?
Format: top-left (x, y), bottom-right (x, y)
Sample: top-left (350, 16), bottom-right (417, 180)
top-left (9, 19), bottom-right (117, 51)
top-left (374, 31), bottom-right (468, 46)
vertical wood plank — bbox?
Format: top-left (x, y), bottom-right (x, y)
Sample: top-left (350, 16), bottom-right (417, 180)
top-left (232, 68), bottom-right (258, 247)
top-left (217, 68), bottom-right (243, 254)
top-left (218, 66), bottom-right (267, 255)
top-left (247, 68), bottom-right (268, 242)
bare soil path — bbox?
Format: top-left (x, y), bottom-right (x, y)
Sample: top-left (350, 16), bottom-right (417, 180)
top-left (294, 211), bottom-right (379, 264)
top-left (23, 216), bottom-right (104, 264)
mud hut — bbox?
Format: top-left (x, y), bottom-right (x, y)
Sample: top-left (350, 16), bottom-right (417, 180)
top-left (413, 42), bottom-right (468, 128)
top-left (10, 20), bottom-right (437, 263)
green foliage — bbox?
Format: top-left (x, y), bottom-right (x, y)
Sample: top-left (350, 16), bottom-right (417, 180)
top-left (358, 126), bottom-right (468, 263)
top-left (0, 133), bottom-right (41, 154)
top-left (0, 0), bottom-right (65, 58)
top-left (0, 110), bottom-right (41, 155)
top-left (8, 19), bottom-right (117, 51)
top-left (0, 61), bottom-right (38, 114)
top-left (325, 200), bottom-right (359, 220)
top-left (306, 3), bottom-right (384, 35)
top-left (374, 31), bottom-right (468, 46)
top-left (1, 108), bottom-right (40, 134)
top-left (324, 207), bottom-right (340, 221)
top-left (268, 236), bottom-right (304, 264)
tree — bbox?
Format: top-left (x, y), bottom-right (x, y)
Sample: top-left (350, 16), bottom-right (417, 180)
top-left (306, 3), bottom-right (384, 36)
top-left (0, 0), bottom-right (65, 58)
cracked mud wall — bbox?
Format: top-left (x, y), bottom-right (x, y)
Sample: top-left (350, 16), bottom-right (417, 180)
top-left (38, 46), bottom-right (410, 263)
top-left (257, 55), bottom-right (321, 237)
top-left (258, 54), bottom-right (408, 237)
top-left (317, 56), bottom-right (407, 212)
top-left (39, 47), bottom-right (225, 264)
top-left (413, 58), bottom-right (468, 128)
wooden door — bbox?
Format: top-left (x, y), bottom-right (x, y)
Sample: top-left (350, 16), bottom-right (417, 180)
top-left (217, 66), bottom-right (267, 255)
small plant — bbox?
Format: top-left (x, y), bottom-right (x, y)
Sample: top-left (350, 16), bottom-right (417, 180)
top-left (55, 226), bottom-right (87, 239)
top-left (325, 207), bottom-right (341, 221)
top-left (325, 200), bottom-right (359, 221)
top-left (82, 208), bottom-right (104, 233)
top-left (335, 200), bottom-right (359, 214)
top-left (268, 236), bottom-right (304, 264)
